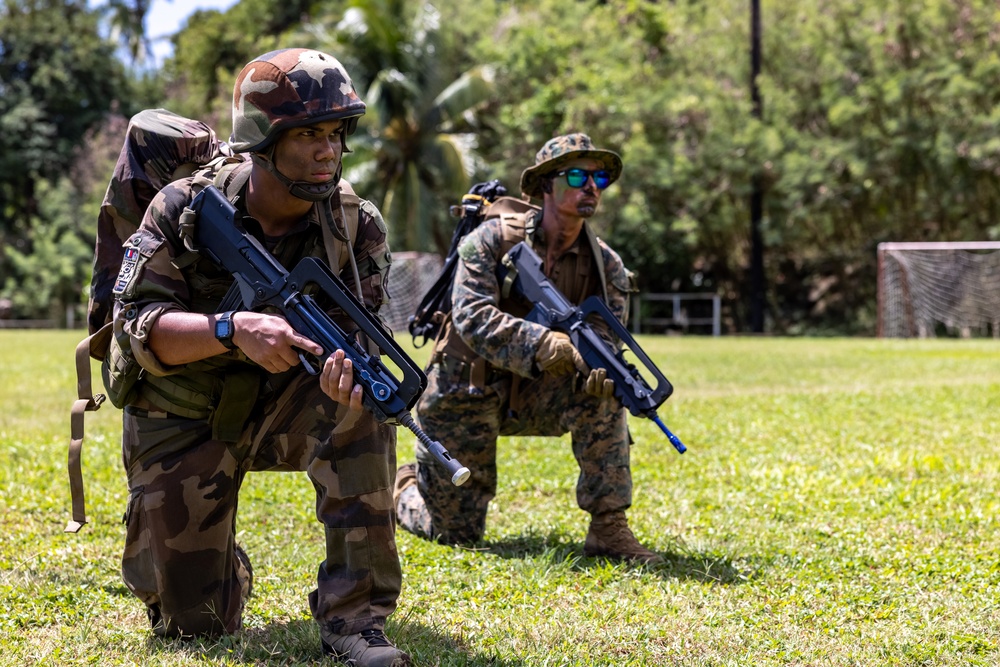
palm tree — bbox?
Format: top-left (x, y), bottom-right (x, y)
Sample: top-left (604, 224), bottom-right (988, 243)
top-left (100, 0), bottom-right (152, 65)
top-left (309, 0), bottom-right (495, 253)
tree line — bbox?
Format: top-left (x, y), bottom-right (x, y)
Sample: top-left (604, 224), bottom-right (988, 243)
top-left (2, 0), bottom-right (998, 334)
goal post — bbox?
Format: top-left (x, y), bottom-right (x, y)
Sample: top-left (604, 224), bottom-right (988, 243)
top-left (877, 241), bottom-right (1000, 338)
top-left (381, 251), bottom-right (444, 335)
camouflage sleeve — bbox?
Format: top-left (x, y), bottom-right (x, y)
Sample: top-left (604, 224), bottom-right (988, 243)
top-left (115, 179), bottom-right (198, 375)
top-left (348, 199), bottom-right (392, 314)
top-left (451, 220), bottom-right (549, 377)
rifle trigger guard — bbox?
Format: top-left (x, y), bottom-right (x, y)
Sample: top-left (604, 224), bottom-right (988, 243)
top-left (299, 353), bottom-right (319, 376)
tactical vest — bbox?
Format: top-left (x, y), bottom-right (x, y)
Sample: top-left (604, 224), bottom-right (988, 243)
top-left (431, 207), bottom-right (610, 389)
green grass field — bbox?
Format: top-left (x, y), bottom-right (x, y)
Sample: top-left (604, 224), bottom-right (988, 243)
top-left (2, 331), bottom-right (998, 666)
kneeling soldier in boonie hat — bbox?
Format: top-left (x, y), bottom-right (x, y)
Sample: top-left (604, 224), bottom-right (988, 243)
top-left (394, 132), bottom-right (663, 565)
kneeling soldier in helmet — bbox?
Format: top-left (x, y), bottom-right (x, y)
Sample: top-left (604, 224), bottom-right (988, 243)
top-left (109, 48), bottom-right (410, 666)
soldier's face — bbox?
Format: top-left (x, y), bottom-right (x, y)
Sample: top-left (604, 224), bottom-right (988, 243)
top-left (550, 158), bottom-right (604, 218)
top-left (273, 119), bottom-right (346, 184)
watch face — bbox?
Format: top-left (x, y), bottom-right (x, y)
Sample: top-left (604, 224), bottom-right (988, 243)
top-left (216, 314), bottom-right (234, 347)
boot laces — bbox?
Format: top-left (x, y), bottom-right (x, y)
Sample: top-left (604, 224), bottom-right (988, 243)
top-left (359, 628), bottom-right (392, 647)
top-left (599, 513), bottom-right (633, 542)
top-left (590, 513), bottom-right (652, 554)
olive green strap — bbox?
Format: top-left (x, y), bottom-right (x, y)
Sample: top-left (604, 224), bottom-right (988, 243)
top-left (582, 222), bottom-right (609, 303)
top-left (66, 330), bottom-right (109, 533)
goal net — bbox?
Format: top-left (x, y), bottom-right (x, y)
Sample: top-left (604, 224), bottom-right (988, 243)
top-left (877, 242), bottom-right (1000, 338)
top-left (380, 251), bottom-right (444, 335)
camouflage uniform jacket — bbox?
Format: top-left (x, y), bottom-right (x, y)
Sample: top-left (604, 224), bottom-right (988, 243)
top-left (111, 171), bottom-right (392, 427)
top-left (435, 211), bottom-right (633, 380)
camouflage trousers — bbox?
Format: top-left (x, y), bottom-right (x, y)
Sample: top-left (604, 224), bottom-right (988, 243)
top-left (120, 368), bottom-right (400, 638)
top-left (397, 359), bottom-right (631, 544)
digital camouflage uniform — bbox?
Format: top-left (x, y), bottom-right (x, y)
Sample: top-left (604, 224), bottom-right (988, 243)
top-left (105, 48), bottom-right (403, 642)
top-left (396, 211), bottom-right (636, 544)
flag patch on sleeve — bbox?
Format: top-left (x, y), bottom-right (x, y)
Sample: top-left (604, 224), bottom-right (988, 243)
top-left (113, 246), bottom-right (141, 295)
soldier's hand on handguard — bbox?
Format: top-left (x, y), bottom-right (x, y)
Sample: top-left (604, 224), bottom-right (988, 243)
top-left (320, 349), bottom-right (364, 410)
top-left (584, 367), bottom-right (616, 399)
top-left (535, 331), bottom-right (588, 377)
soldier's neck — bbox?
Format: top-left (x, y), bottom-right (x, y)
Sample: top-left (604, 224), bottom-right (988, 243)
top-left (540, 213), bottom-right (584, 256)
top-left (246, 171), bottom-right (312, 237)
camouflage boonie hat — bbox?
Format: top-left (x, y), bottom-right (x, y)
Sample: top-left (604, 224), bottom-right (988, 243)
top-left (229, 48), bottom-right (367, 153)
top-left (520, 133), bottom-right (623, 199)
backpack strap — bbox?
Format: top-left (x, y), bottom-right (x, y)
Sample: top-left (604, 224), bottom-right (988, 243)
top-left (582, 222), bottom-right (610, 303)
top-left (321, 180), bottom-right (360, 274)
top-left (498, 213), bottom-right (531, 300)
top-left (498, 211), bottom-right (532, 255)
top-left (65, 324), bottom-right (112, 533)
top-left (211, 157), bottom-right (252, 199)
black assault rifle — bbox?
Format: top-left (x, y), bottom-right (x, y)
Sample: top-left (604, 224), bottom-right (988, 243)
top-left (499, 241), bottom-right (687, 454)
top-left (408, 179), bottom-right (508, 347)
top-left (190, 185), bottom-right (471, 485)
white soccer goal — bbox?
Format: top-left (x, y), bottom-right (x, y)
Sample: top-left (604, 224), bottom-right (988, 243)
top-left (381, 251), bottom-right (444, 335)
top-left (877, 241), bottom-right (1000, 338)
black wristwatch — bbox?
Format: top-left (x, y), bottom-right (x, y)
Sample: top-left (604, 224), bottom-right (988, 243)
top-left (215, 311), bottom-right (237, 350)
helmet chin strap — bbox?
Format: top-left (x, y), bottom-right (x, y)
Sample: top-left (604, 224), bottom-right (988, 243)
top-left (249, 139), bottom-right (353, 248)
top-left (250, 151), bottom-right (341, 202)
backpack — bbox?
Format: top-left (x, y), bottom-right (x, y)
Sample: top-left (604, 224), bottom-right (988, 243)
top-left (408, 180), bottom-right (540, 347)
top-left (66, 108), bottom-right (360, 532)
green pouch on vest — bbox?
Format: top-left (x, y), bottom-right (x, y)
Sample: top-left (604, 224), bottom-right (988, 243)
top-left (102, 312), bottom-right (145, 409)
top-left (212, 370), bottom-right (261, 442)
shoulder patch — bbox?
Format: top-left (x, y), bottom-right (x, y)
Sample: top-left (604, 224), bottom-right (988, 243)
top-left (113, 229), bottom-right (162, 298)
top-left (113, 245), bottom-right (141, 296)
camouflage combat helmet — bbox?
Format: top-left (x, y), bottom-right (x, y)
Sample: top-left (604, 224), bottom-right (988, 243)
top-left (230, 48), bottom-right (366, 201)
top-left (520, 133), bottom-right (623, 199)
top-left (230, 48), bottom-right (366, 153)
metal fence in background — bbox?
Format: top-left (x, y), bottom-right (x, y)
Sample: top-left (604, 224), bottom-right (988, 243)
top-left (631, 292), bottom-right (721, 336)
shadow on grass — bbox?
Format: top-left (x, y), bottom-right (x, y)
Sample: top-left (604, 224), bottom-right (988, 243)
top-left (478, 530), bottom-right (759, 585)
top-left (146, 618), bottom-right (525, 666)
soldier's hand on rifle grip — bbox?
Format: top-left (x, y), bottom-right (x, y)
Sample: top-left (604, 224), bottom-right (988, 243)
top-left (584, 367), bottom-right (616, 399)
top-left (233, 311), bottom-right (323, 373)
top-left (320, 349), bottom-right (364, 411)
top-left (535, 331), bottom-right (587, 376)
